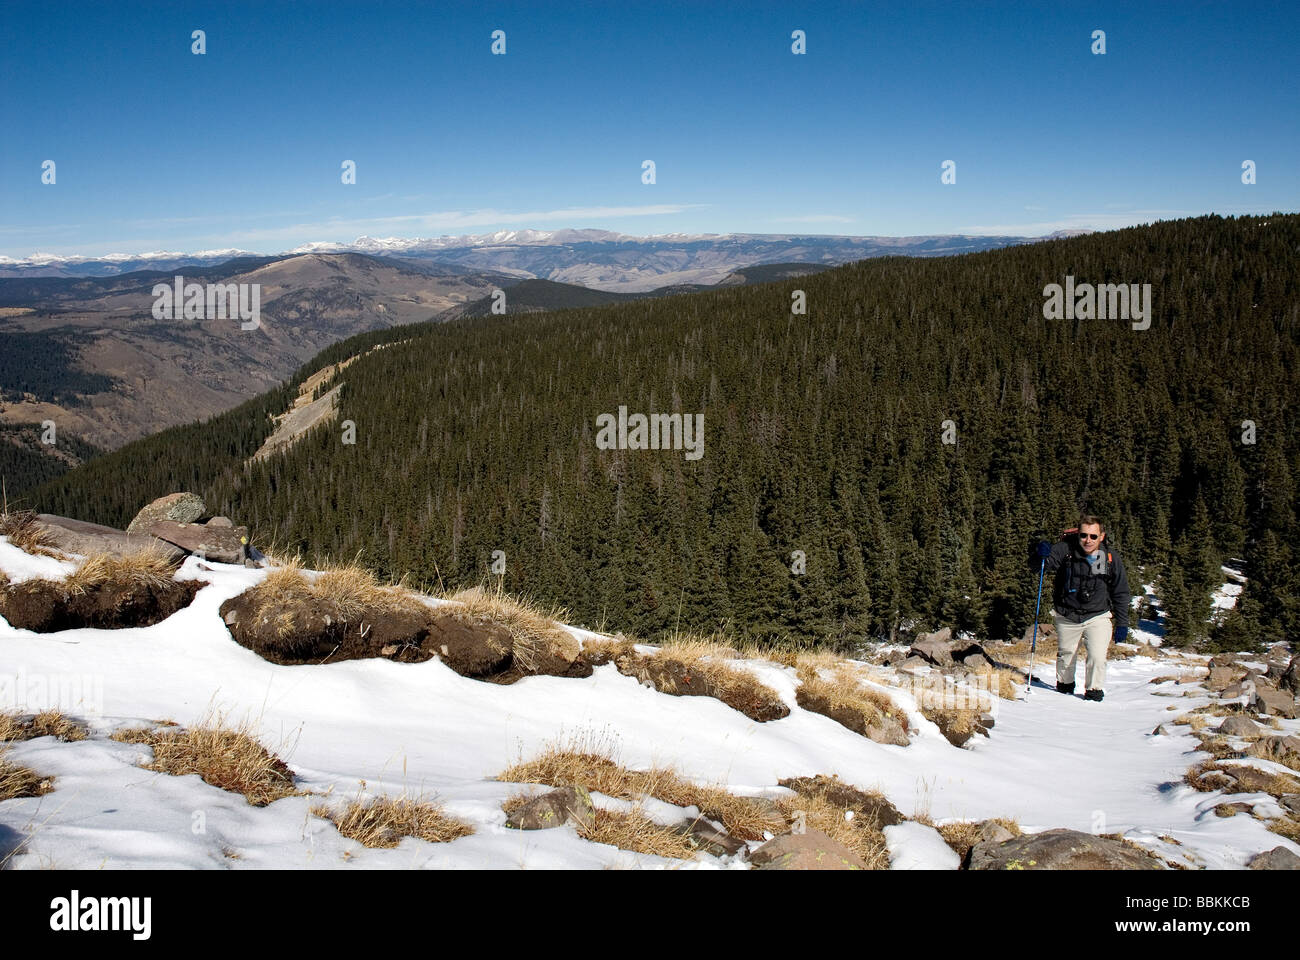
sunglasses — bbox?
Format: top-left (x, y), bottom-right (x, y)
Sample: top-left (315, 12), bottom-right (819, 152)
top-left (1079, 533), bottom-right (1101, 541)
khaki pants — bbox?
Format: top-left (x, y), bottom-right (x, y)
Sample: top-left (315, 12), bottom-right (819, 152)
top-left (1054, 610), bottom-right (1112, 691)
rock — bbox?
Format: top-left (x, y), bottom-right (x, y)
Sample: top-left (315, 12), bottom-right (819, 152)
top-left (676, 818), bottom-right (747, 858)
top-left (1253, 685), bottom-right (1300, 719)
top-left (1218, 715), bottom-right (1261, 738)
top-left (126, 493), bottom-right (206, 534)
top-left (1266, 660), bottom-right (1290, 682)
top-left (750, 829), bottom-right (870, 870)
top-left (909, 631), bottom-right (954, 666)
top-left (1280, 795), bottom-right (1300, 816)
top-left (1246, 735), bottom-right (1300, 760)
top-left (968, 828), bottom-right (1165, 870)
top-left (979, 712), bottom-right (996, 731)
top-left (1022, 622), bottom-right (1057, 645)
top-left (1222, 765), bottom-right (1281, 794)
top-left (1283, 656), bottom-right (1300, 695)
top-left (865, 716), bottom-right (910, 746)
top-left (1151, 723), bottom-right (1173, 736)
top-left (33, 514), bottom-right (185, 561)
top-left (505, 786), bottom-right (595, 831)
top-left (895, 655), bottom-right (930, 674)
top-left (978, 821), bottom-right (1016, 844)
top-left (1214, 802), bottom-right (1254, 816)
top-left (206, 516), bottom-right (234, 528)
top-left (141, 520), bottom-right (249, 564)
top-left (1206, 666), bottom-right (1239, 692)
top-left (1249, 847), bottom-right (1300, 870)
top-left (1221, 682), bottom-right (1244, 698)
top-left (953, 642), bottom-right (995, 668)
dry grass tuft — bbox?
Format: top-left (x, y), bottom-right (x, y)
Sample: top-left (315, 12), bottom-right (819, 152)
top-left (935, 816), bottom-right (1023, 859)
top-left (578, 808), bottom-right (700, 860)
top-left (111, 715), bottom-right (298, 806)
top-left (313, 790), bottom-right (473, 848)
top-left (771, 790), bottom-right (890, 867)
top-left (443, 586), bottom-right (578, 672)
top-left (498, 740), bottom-right (785, 843)
top-left (795, 658), bottom-right (909, 734)
top-left (1183, 759), bottom-right (1300, 797)
top-left (614, 637), bottom-right (789, 722)
top-left (970, 662), bottom-right (1024, 700)
top-left (0, 710), bottom-right (88, 743)
top-left (1266, 817), bottom-right (1300, 843)
top-left (0, 748), bottom-right (53, 800)
top-left (63, 549), bottom-right (180, 594)
top-left (0, 510), bottom-right (62, 558)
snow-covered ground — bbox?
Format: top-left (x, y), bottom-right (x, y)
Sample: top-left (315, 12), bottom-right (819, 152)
top-left (1, 539), bottom-right (1295, 870)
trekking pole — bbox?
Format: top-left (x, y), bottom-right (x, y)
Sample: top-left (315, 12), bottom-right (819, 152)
top-left (1028, 556), bottom-right (1046, 695)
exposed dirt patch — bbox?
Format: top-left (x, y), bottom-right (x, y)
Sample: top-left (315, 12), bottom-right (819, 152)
top-left (0, 575), bottom-right (199, 632)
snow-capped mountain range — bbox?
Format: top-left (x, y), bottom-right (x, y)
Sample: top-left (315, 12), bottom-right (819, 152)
top-left (0, 228), bottom-right (1094, 287)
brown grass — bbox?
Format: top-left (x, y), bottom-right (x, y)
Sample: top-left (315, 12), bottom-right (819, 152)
top-left (613, 636), bottom-right (788, 721)
top-left (1183, 760), bottom-right (1300, 797)
top-left (0, 748), bottom-right (52, 800)
top-left (936, 817), bottom-right (1023, 860)
top-left (498, 740), bottom-right (786, 843)
top-left (795, 658), bottom-right (909, 733)
top-left (111, 715), bottom-right (298, 806)
top-left (62, 549), bottom-right (180, 594)
top-left (312, 790), bottom-right (474, 848)
top-left (0, 510), bottom-right (62, 558)
top-left (0, 710), bottom-right (88, 743)
top-left (1250, 739), bottom-right (1300, 775)
top-left (1266, 817), bottom-right (1300, 843)
top-left (971, 663), bottom-right (1024, 701)
top-left (772, 785), bottom-right (891, 867)
top-left (578, 808), bottom-right (700, 860)
top-left (442, 586), bottom-right (579, 672)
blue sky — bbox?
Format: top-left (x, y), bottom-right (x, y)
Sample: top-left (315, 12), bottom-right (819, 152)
top-left (1, 0), bottom-right (1296, 257)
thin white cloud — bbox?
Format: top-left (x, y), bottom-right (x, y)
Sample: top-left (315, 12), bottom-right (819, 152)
top-left (964, 206), bottom-right (1284, 236)
top-left (771, 214), bottom-right (855, 224)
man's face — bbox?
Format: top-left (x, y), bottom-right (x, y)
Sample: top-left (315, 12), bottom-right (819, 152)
top-left (1079, 523), bottom-right (1104, 553)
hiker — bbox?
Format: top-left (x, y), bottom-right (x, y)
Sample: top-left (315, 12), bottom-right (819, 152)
top-left (1030, 515), bottom-right (1132, 701)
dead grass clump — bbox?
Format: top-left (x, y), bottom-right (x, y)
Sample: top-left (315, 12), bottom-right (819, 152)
top-left (0, 510), bottom-right (61, 558)
top-left (64, 550), bottom-right (179, 594)
top-left (1266, 817), bottom-right (1300, 843)
top-left (313, 791), bottom-right (473, 848)
top-left (971, 663), bottom-right (1023, 700)
top-left (615, 640), bottom-right (789, 722)
top-left (443, 586), bottom-right (578, 672)
top-left (111, 716), bottom-right (297, 806)
top-left (1184, 760), bottom-right (1300, 797)
top-left (0, 710), bottom-right (88, 743)
top-left (795, 659), bottom-right (909, 738)
top-left (0, 748), bottom-right (53, 800)
top-left (578, 807), bottom-right (699, 860)
top-left (772, 790), bottom-right (889, 868)
top-left (498, 741), bottom-right (785, 843)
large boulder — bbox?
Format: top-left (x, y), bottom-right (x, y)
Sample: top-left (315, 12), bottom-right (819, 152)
top-left (34, 514), bottom-right (184, 561)
top-left (1253, 684), bottom-right (1299, 719)
top-left (1249, 847), bottom-right (1300, 870)
top-left (126, 493), bottom-right (206, 534)
top-left (142, 520), bottom-right (249, 564)
top-left (750, 829), bottom-right (870, 870)
top-left (1218, 715), bottom-right (1262, 738)
top-left (910, 628), bottom-right (954, 666)
top-left (505, 786), bottom-right (595, 831)
top-left (969, 828), bottom-right (1165, 870)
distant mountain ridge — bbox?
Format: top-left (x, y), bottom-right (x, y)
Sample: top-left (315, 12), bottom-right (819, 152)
top-left (1, 228), bottom-right (1093, 287)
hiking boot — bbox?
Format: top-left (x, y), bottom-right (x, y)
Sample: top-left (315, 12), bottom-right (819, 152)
top-left (1084, 689), bottom-right (1105, 702)
top-left (1056, 681), bottom-right (1076, 694)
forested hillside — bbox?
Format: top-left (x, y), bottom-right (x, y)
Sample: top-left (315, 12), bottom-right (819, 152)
top-left (28, 215), bottom-right (1300, 650)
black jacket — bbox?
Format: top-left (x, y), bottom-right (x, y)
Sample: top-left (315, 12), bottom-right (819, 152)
top-left (1030, 534), bottom-right (1132, 628)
